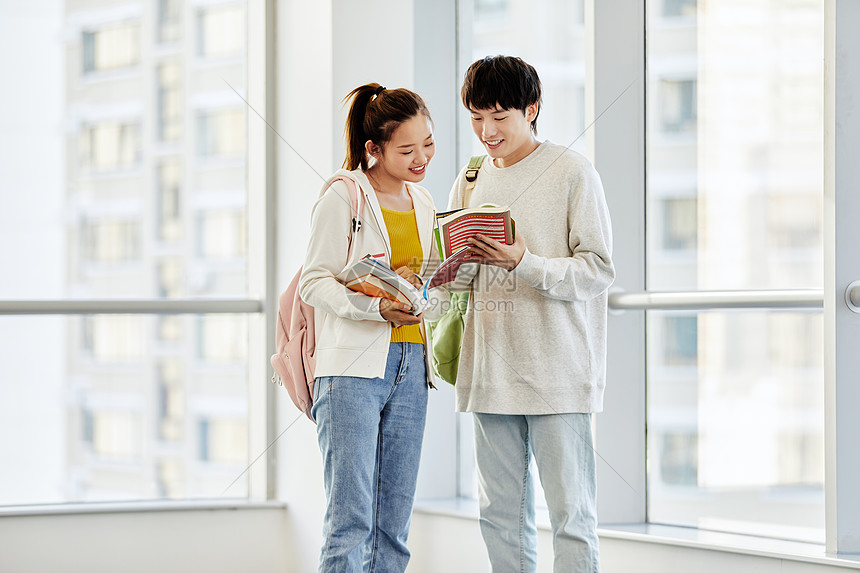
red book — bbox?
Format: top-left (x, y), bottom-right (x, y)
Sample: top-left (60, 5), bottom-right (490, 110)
top-left (435, 205), bottom-right (514, 260)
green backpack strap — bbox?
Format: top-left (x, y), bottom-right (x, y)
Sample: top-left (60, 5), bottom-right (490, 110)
top-left (428, 155), bottom-right (487, 385)
top-left (463, 155), bottom-right (486, 207)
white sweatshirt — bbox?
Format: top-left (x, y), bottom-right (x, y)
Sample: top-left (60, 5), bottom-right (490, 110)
top-left (299, 168), bottom-right (447, 384)
top-left (448, 142), bottom-right (615, 414)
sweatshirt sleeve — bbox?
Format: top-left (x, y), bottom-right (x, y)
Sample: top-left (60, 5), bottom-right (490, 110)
top-left (511, 162), bottom-right (615, 302)
top-left (298, 181), bottom-right (386, 322)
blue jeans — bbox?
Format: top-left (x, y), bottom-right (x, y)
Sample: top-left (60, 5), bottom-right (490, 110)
top-left (473, 412), bottom-right (600, 573)
top-left (312, 342), bottom-right (428, 573)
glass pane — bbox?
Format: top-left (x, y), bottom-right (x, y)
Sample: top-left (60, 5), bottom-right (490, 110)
top-left (647, 310), bottom-right (824, 542)
top-left (0, 0), bottom-right (248, 300)
top-left (0, 314), bottom-right (250, 505)
top-left (646, 0), bottom-right (825, 541)
top-left (465, 0), bottom-right (587, 158)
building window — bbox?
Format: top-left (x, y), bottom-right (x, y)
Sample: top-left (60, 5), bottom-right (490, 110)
top-left (767, 194), bottom-right (822, 251)
top-left (197, 109), bottom-right (245, 158)
top-left (82, 316), bottom-right (144, 362)
top-left (91, 411), bottom-right (142, 462)
top-left (198, 417), bottom-right (246, 464)
top-left (663, 0), bottom-right (697, 18)
top-left (663, 315), bottom-right (698, 366)
top-left (156, 160), bottom-right (183, 243)
top-left (157, 62), bottom-right (183, 142)
top-left (197, 5), bottom-right (244, 59)
top-left (196, 210), bottom-right (247, 260)
top-left (475, 0), bottom-right (508, 16)
top-left (197, 315), bottom-right (247, 362)
top-left (82, 22), bottom-right (140, 74)
top-left (660, 79), bottom-right (697, 133)
top-left (81, 409), bottom-right (94, 444)
top-left (157, 360), bottom-right (184, 443)
top-left (81, 219), bottom-right (141, 264)
top-left (157, 258), bottom-right (183, 298)
top-left (80, 122), bottom-right (141, 172)
top-left (660, 432), bottom-right (698, 486)
top-left (157, 0), bottom-right (182, 44)
top-left (662, 197), bottom-right (698, 251)
top-left (157, 316), bottom-right (183, 343)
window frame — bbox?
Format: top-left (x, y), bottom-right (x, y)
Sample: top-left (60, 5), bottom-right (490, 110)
top-left (590, 0), bottom-right (860, 554)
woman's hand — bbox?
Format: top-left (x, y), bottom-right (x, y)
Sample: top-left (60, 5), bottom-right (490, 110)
top-left (394, 266), bottom-right (423, 289)
top-left (379, 298), bottom-right (423, 327)
top-left (467, 233), bottom-right (526, 271)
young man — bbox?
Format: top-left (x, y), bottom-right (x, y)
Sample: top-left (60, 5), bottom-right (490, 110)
top-left (449, 55), bottom-right (614, 572)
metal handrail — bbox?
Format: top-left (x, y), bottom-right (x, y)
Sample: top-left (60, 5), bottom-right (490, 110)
top-left (608, 289), bottom-right (824, 311)
top-left (0, 299), bottom-right (264, 315)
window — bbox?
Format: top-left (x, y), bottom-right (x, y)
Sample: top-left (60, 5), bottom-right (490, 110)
top-left (82, 22), bottom-right (140, 74)
top-left (198, 418), bottom-right (247, 464)
top-left (157, 258), bottom-right (183, 297)
top-left (646, 0), bottom-right (825, 542)
top-left (660, 79), bottom-right (697, 133)
top-left (664, 0), bottom-right (697, 18)
top-left (156, 160), bottom-right (183, 243)
top-left (662, 197), bottom-right (697, 251)
top-left (157, 62), bottom-right (183, 142)
top-left (157, 359), bottom-right (184, 442)
top-left (196, 210), bottom-right (247, 260)
top-left (198, 316), bottom-right (248, 362)
top-left (81, 122), bottom-right (142, 172)
top-left (158, 0), bottom-right (182, 44)
top-left (197, 109), bottom-right (245, 158)
top-left (0, 1), bottom-right (254, 507)
top-left (81, 219), bottom-right (141, 264)
top-left (197, 5), bottom-right (244, 59)
top-left (83, 316), bottom-right (145, 361)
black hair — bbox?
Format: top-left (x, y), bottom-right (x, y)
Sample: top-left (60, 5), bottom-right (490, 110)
top-left (461, 55), bottom-right (542, 134)
top-left (342, 83), bottom-right (432, 171)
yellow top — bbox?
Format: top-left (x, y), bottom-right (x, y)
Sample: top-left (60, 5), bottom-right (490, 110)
top-left (381, 206), bottom-right (424, 344)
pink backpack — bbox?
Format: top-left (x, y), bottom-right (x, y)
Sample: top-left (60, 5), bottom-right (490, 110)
top-left (271, 176), bottom-right (364, 421)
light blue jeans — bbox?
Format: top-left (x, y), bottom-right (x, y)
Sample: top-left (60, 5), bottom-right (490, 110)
top-left (473, 412), bottom-right (600, 573)
top-left (312, 342), bottom-right (428, 573)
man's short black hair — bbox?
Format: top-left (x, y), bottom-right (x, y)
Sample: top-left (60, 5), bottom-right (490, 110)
top-left (461, 55), bottom-right (543, 134)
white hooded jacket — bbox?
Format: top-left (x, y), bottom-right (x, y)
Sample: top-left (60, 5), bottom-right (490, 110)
top-left (299, 168), bottom-right (447, 385)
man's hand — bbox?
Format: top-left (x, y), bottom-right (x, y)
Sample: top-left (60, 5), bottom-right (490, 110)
top-left (379, 298), bottom-right (423, 327)
top-left (466, 233), bottom-right (526, 271)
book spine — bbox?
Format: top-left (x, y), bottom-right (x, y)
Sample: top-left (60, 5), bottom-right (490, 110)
top-left (433, 226), bottom-right (444, 261)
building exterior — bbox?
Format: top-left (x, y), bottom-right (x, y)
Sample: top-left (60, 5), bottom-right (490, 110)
top-left (62, 0), bottom-right (249, 501)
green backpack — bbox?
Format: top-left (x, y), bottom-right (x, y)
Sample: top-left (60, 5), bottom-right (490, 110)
top-left (427, 156), bottom-right (485, 385)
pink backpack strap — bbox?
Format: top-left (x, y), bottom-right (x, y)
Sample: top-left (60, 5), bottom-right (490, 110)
top-left (323, 175), bottom-right (365, 258)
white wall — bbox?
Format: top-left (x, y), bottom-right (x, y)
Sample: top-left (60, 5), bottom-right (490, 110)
top-left (0, 506), bottom-right (289, 573)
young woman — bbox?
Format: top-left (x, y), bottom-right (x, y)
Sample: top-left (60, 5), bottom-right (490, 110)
top-left (298, 83), bottom-right (447, 573)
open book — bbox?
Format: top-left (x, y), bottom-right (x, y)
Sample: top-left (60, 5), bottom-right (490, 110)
top-left (423, 205), bottom-right (515, 294)
top-left (435, 205), bottom-right (514, 260)
top-left (342, 255), bottom-right (428, 315)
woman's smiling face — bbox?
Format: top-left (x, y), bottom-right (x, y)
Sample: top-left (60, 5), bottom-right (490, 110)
top-left (374, 113), bottom-right (435, 182)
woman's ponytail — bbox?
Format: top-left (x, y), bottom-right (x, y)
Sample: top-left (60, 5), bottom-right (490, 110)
top-left (342, 83), bottom-right (381, 171)
top-left (341, 82), bottom-right (431, 171)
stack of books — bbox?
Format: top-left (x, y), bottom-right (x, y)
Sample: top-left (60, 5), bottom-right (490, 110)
top-left (343, 255), bottom-right (428, 315)
top-left (341, 206), bottom-right (515, 310)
